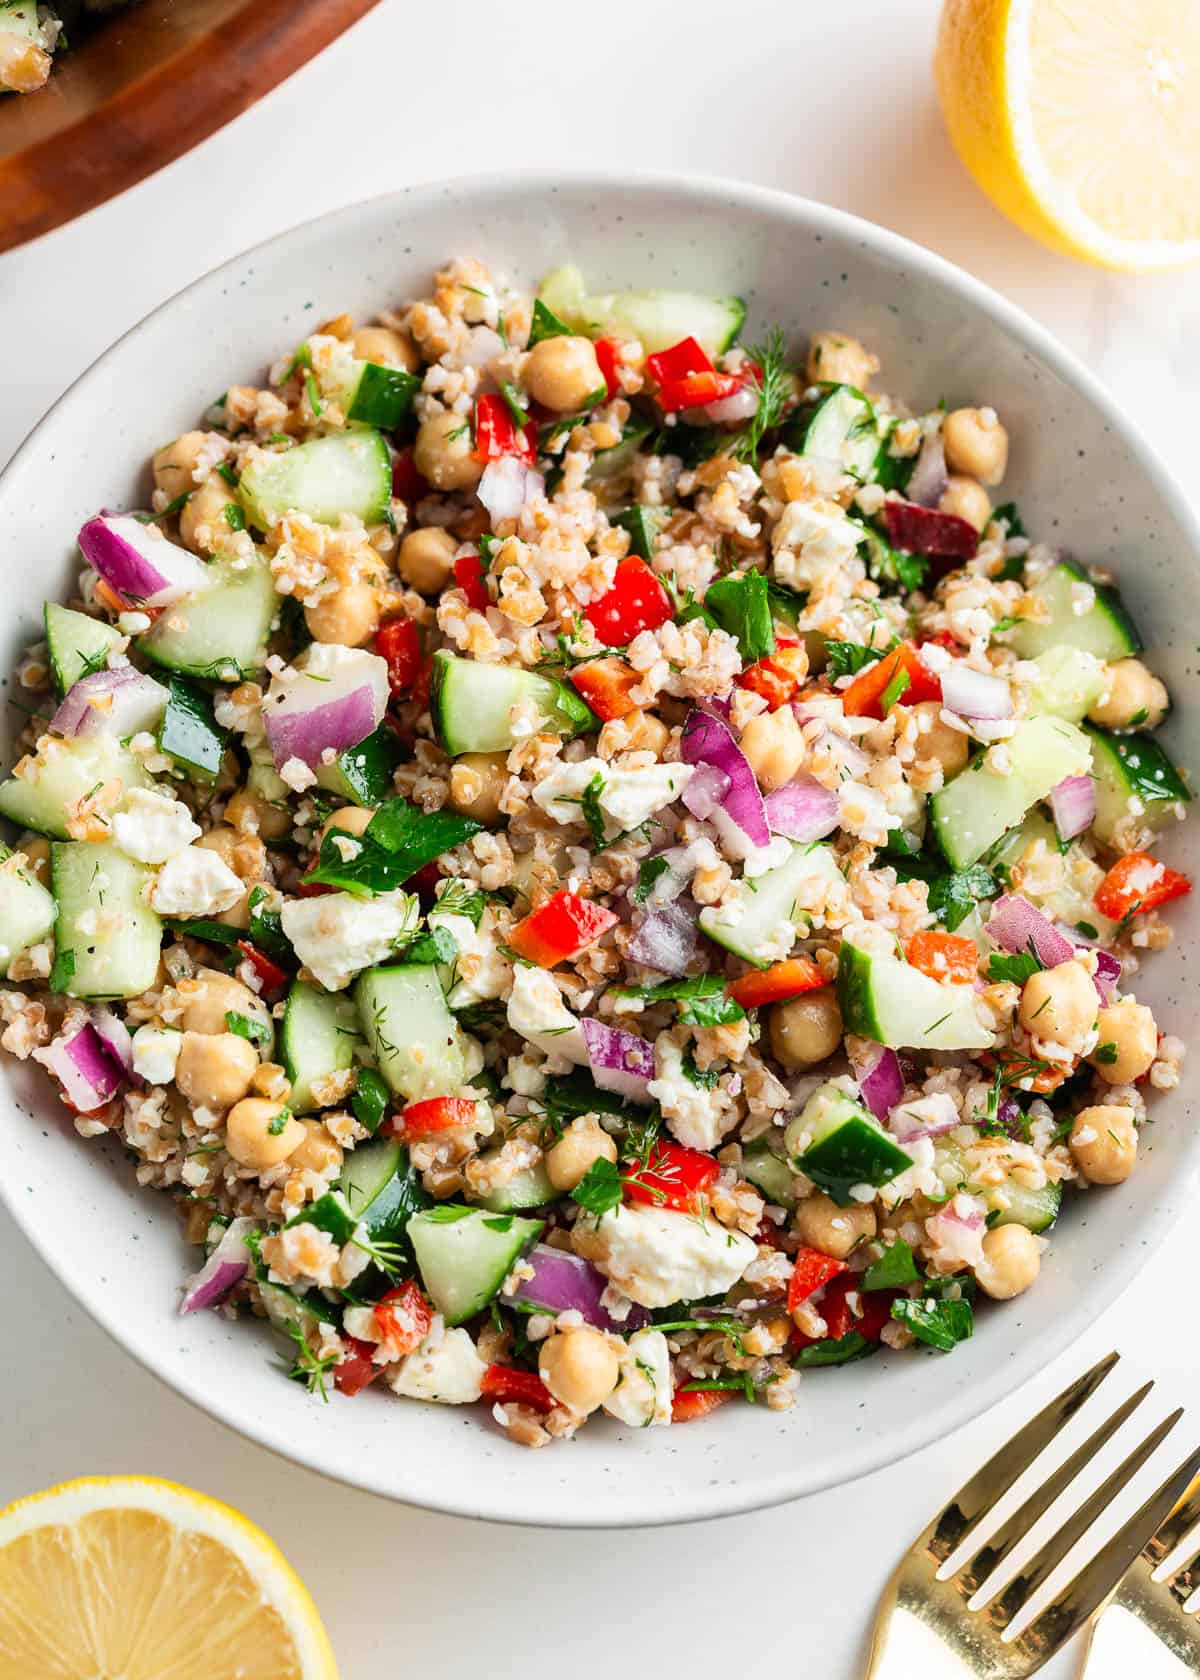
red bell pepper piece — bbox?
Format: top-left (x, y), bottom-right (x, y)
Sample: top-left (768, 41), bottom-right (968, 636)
top-left (375, 615), bottom-right (427, 701)
top-left (726, 957), bottom-right (826, 1011)
top-left (508, 890), bottom-right (618, 967)
top-left (453, 552), bottom-right (490, 612)
top-left (623, 1139), bottom-right (719, 1213)
top-left (841, 639), bottom-right (941, 719)
top-left (905, 930), bottom-right (979, 985)
top-left (672, 1388), bottom-right (735, 1423)
top-left (235, 941), bottom-right (288, 995)
top-left (391, 446), bottom-right (428, 505)
top-left (737, 639), bottom-right (807, 710)
top-left (645, 336), bottom-right (713, 386)
top-left (473, 393), bottom-right (538, 465)
top-left (1094, 851), bottom-right (1191, 921)
top-left (373, 1281), bottom-right (433, 1358)
top-left (883, 500), bottom-right (979, 562)
top-left (594, 336), bottom-right (623, 401)
top-left (787, 1246), bottom-right (849, 1317)
top-left (584, 555), bottom-right (674, 646)
top-left (569, 656), bottom-right (642, 721)
top-left (791, 1276), bottom-right (898, 1349)
top-left (334, 1336), bottom-right (382, 1397)
top-left (655, 369), bottom-right (742, 413)
top-left (480, 1364), bottom-right (556, 1412)
top-left (389, 1096), bottom-right (477, 1139)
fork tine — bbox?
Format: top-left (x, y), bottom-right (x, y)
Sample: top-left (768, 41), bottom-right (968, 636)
top-left (922, 1350), bottom-right (1119, 1565)
top-left (980, 1406), bottom-right (1183, 1632)
top-left (1144, 1471), bottom-right (1200, 1571)
top-left (1015, 1442), bottom-right (1200, 1662)
top-left (953, 1379), bottom-right (1154, 1599)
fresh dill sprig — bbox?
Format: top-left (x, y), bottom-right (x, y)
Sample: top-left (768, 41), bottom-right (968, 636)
top-left (733, 328), bottom-right (790, 462)
top-left (282, 1325), bottom-right (336, 1401)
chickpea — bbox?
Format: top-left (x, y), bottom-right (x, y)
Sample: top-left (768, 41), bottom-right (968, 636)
top-left (179, 472), bottom-right (238, 555)
top-left (793, 1192), bottom-right (876, 1260)
top-left (288, 1119), bottom-right (344, 1177)
top-left (939, 475), bottom-right (992, 533)
top-left (413, 412), bottom-right (483, 492)
top-left (175, 1031), bottom-right (259, 1112)
top-left (538, 1327), bottom-right (620, 1415)
top-left (224, 789), bottom-right (291, 843)
top-left (615, 710), bottom-right (669, 758)
top-left (351, 325), bottom-right (418, 372)
top-left (152, 431), bottom-right (209, 499)
top-left (523, 336), bottom-right (605, 413)
top-left (1070, 1105), bottom-right (1139, 1185)
top-left (769, 989), bottom-right (842, 1070)
top-left (19, 836), bottom-right (50, 886)
top-left (545, 1118), bottom-right (618, 1193)
top-left (224, 1097), bottom-right (305, 1170)
top-left (942, 407), bottom-right (1009, 486)
top-left (1017, 960), bottom-right (1096, 1054)
top-left (318, 805), bottom-right (376, 847)
top-left (1089, 1000), bottom-right (1158, 1084)
top-left (1087, 659), bottom-right (1169, 731)
top-left (447, 752), bottom-right (508, 824)
top-left (397, 526), bottom-right (457, 593)
top-left (216, 888), bottom-right (252, 931)
top-left (305, 581), bottom-right (380, 647)
top-left (739, 705), bottom-right (806, 792)
top-left (976, 1224), bottom-right (1042, 1300)
top-left (196, 824), bottom-right (266, 883)
top-left (806, 330), bottom-right (879, 390)
top-left (180, 968), bottom-right (272, 1038)
top-left (909, 700), bottom-right (969, 778)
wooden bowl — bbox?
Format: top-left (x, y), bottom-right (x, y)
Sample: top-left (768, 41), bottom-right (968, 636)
top-left (0, 0), bottom-right (381, 253)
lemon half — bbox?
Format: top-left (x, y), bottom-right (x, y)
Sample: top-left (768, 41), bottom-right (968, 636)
top-left (0, 1476), bottom-right (338, 1680)
top-left (936, 0), bottom-right (1200, 271)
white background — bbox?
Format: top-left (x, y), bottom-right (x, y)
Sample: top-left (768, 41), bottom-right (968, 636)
top-left (3, 3), bottom-right (1199, 1675)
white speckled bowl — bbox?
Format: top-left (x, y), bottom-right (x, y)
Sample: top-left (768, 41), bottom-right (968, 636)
top-left (2, 174), bottom-right (1197, 1527)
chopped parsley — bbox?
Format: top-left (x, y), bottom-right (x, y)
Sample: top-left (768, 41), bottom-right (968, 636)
top-left (224, 1010), bottom-right (271, 1047)
top-left (350, 1067), bottom-right (390, 1135)
top-left (610, 974), bottom-right (746, 1026)
top-left (395, 924), bottom-right (459, 966)
top-left (307, 798), bottom-right (483, 897)
top-left (633, 855), bottom-right (671, 905)
top-left (1093, 1040), bottom-right (1119, 1066)
top-left (527, 298), bottom-right (572, 346)
top-left (266, 1108), bottom-right (293, 1138)
top-left (793, 1332), bottom-right (880, 1368)
top-left (887, 852), bottom-right (998, 934)
top-left (861, 1239), bottom-right (920, 1291)
top-left (680, 1052), bottom-right (720, 1089)
top-left (986, 948), bottom-right (1044, 986)
top-left (880, 664), bottom-right (911, 712)
top-left (825, 638), bottom-right (888, 681)
top-left (703, 569), bottom-right (775, 663)
top-left (580, 772), bottom-right (609, 848)
top-left (891, 1291), bottom-right (973, 1352)
top-left (571, 1156), bottom-right (623, 1218)
top-left (500, 380), bottom-right (531, 429)
top-left (48, 947), bottom-right (76, 991)
top-left (223, 502), bottom-right (246, 532)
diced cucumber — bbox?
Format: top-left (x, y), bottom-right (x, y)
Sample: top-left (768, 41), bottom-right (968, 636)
top-left (239, 431), bottom-right (392, 531)
top-left (1008, 558), bottom-right (1141, 662)
top-left (0, 733), bottom-right (153, 839)
top-left (408, 1206), bottom-right (544, 1326)
top-left (281, 979), bottom-right (362, 1113)
top-left (157, 676), bottom-right (227, 780)
top-left (139, 552), bottom-right (277, 682)
top-left (837, 937), bottom-right (994, 1051)
top-left (699, 841), bottom-right (843, 968)
top-left (933, 1142), bottom-right (1062, 1234)
top-left (789, 384), bottom-right (881, 478)
top-left (613, 505), bottom-right (670, 561)
top-left (986, 813), bottom-right (1118, 942)
top-left (930, 716), bottom-right (1092, 869)
top-left (43, 603), bottom-right (125, 697)
top-left (783, 1081), bottom-right (913, 1204)
top-left (1024, 645), bottom-right (1106, 724)
top-left (355, 964), bottom-right (470, 1103)
top-left (50, 840), bottom-right (162, 999)
top-left (258, 1279), bottom-right (338, 1342)
top-left (986, 810), bottom-right (1058, 880)
top-left (473, 1158), bottom-right (560, 1212)
top-left (336, 361), bottom-right (420, 430)
top-left (300, 1137), bottom-right (428, 1254)
top-left (538, 264), bottom-right (745, 357)
top-left (741, 1138), bottom-right (798, 1209)
top-left (313, 723), bottom-right (402, 807)
top-left (1087, 727), bottom-right (1191, 844)
top-left (0, 846), bottom-right (56, 978)
top-left (429, 650), bottom-right (597, 755)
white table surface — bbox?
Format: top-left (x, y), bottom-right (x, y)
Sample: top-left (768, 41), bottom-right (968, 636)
top-left (3, 3), bottom-right (1198, 1675)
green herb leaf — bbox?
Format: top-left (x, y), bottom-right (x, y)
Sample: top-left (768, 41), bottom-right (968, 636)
top-left (987, 949), bottom-right (1043, 986)
top-left (633, 855), bottom-right (671, 905)
top-left (49, 947), bottom-right (76, 992)
top-left (571, 1156), bottom-right (623, 1218)
top-left (992, 501), bottom-right (1026, 538)
top-left (793, 1331), bottom-right (879, 1368)
top-left (1093, 1041), bottom-right (1119, 1066)
top-left (732, 329), bottom-right (790, 463)
top-left (891, 1292), bottom-right (974, 1351)
top-left (307, 798), bottom-right (483, 897)
top-left (861, 1239), bottom-right (920, 1291)
top-left (351, 1067), bottom-right (390, 1136)
top-left (225, 1010), bottom-right (272, 1047)
top-left (397, 925), bottom-right (458, 966)
top-left (434, 879), bottom-right (486, 924)
top-left (528, 298), bottom-right (572, 346)
top-left (825, 639), bottom-right (890, 681)
top-left (880, 664), bottom-right (911, 713)
top-left (680, 1052), bottom-right (720, 1089)
top-left (500, 380), bottom-right (531, 429)
top-left (224, 502), bottom-right (246, 533)
top-left (580, 772), bottom-right (608, 848)
top-left (888, 851), bottom-right (999, 934)
top-left (703, 569), bottom-right (776, 663)
top-left (266, 1107), bottom-right (293, 1137)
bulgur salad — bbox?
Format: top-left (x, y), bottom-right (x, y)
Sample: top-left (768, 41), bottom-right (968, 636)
top-left (0, 258), bottom-right (1190, 1447)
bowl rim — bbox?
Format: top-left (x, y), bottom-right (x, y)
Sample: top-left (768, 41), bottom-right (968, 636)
top-left (4, 168), bottom-right (1199, 1527)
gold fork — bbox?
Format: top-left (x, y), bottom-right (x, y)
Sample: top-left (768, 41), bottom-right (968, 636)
top-left (866, 1353), bottom-right (1200, 1679)
top-left (1078, 1474), bottom-right (1200, 1675)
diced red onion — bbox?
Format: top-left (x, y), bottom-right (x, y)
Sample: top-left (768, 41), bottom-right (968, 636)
top-left (987, 894), bottom-right (1076, 969)
top-left (906, 430), bottom-right (948, 508)
top-left (883, 501), bottom-right (979, 562)
top-left (990, 1096), bottom-right (1025, 1142)
top-left (78, 513), bottom-right (209, 606)
top-left (680, 708), bottom-right (770, 858)
top-left (477, 457), bottom-right (544, 522)
top-left (626, 901), bottom-right (698, 978)
top-left (1059, 925), bottom-right (1122, 1003)
top-left (90, 1006), bottom-right (134, 1076)
top-left (850, 1044), bottom-right (904, 1120)
top-left (179, 1217), bottom-right (256, 1315)
top-left (511, 1244), bottom-right (650, 1332)
top-left (42, 1021), bottom-right (124, 1113)
top-left (939, 664), bottom-right (1013, 720)
top-left (580, 1017), bottom-right (656, 1104)
top-left (703, 692), bottom-right (734, 722)
top-left (1049, 774), bottom-right (1096, 842)
top-left (763, 775), bottom-right (839, 843)
top-left (681, 762), bottom-right (730, 821)
top-left (888, 1099), bottom-right (963, 1144)
top-left (263, 647), bottom-right (389, 771)
top-left (705, 382), bottom-right (760, 424)
top-left (51, 665), bottom-right (169, 740)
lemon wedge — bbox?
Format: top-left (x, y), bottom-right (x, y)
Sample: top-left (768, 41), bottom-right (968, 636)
top-left (0, 1476), bottom-right (338, 1679)
top-left (936, 0), bottom-right (1200, 270)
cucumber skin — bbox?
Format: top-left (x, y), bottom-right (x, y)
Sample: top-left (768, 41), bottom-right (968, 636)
top-left (50, 840), bottom-right (163, 1000)
top-left (837, 939), bottom-right (883, 1040)
top-left (1086, 727), bottom-right (1191, 844)
top-left (43, 603), bottom-right (124, 697)
top-left (354, 963), bottom-right (468, 1103)
top-left (239, 430), bottom-right (392, 531)
top-left (1008, 559), bottom-right (1142, 662)
top-left (408, 1207), bottom-right (544, 1326)
top-left (281, 980), bottom-right (360, 1113)
top-left (429, 651), bottom-right (598, 756)
top-left (0, 736), bottom-right (153, 839)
